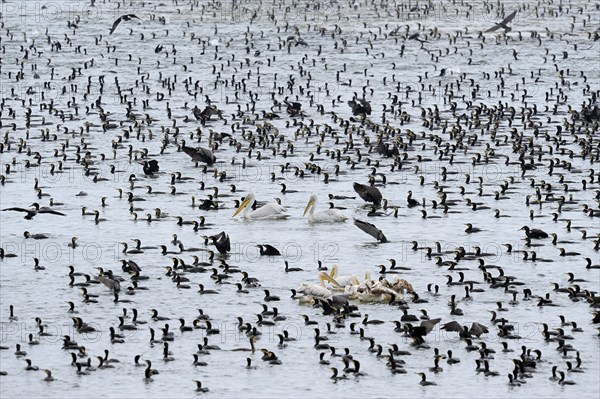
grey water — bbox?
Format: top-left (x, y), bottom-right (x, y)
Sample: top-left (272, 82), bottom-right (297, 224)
top-left (0, 0), bottom-right (599, 398)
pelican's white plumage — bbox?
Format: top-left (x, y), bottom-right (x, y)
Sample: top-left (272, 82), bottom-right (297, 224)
top-left (298, 272), bottom-right (338, 299)
top-left (233, 193), bottom-right (290, 220)
top-left (298, 283), bottom-right (333, 299)
top-left (303, 194), bottom-right (347, 223)
top-left (329, 264), bottom-right (360, 287)
top-left (298, 267), bottom-right (415, 304)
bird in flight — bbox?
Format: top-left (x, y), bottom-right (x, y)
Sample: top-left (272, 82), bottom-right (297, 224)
top-left (2, 203), bottom-right (66, 220)
top-left (109, 14), bottom-right (140, 34)
top-left (485, 10), bottom-right (517, 33)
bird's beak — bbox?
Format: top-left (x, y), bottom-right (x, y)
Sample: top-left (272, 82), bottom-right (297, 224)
top-left (330, 264), bottom-right (338, 278)
top-left (319, 271), bottom-right (341, 287)
top-left (303, 198), bottom-right (315, 216)
top-left (233, 197), bottom-right (251, 217)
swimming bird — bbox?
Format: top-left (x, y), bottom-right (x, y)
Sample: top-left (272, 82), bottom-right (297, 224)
top-left (142, 160), bottom-right (159, 176)
top-left (257, 244), bottom-right (281, 256)
top-left (264, 290), bottom-right (280, 301)
top-left (557, 371), bottom-right (576, 385)
top-left (416, 372), bottom-right (436, 386)
top-left (42, 369), bottom-right (54, 381)
top-left (193, 380), bottom-right (209, 392)
top-left (330, 367), bottom-right (348, 382)
top-left (207, 232), bottom-right (231, 254)
top-left (23, 231), bottom-right (49, 239)
top-left (303, 194), bottom-right (347, 223)
top-left (284, 261), bottom-right (303, 272)
top-left (348, 99), bottom-right (371, 116)
top-left (233, 194), bottom-right (290, 219)
top-left (520, 226), bottom-right (549, 239)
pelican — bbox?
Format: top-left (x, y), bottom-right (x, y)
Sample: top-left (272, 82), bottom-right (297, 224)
top-left (329, 264), bottom-right (360, 287)
top-left (233, 194), bottom-right (290, 220)
top-left (351, 280), bottom-right (394, 303)
top-left (297, 272), bottom-right (342, 299)
top-left (303, 194), bottom-right (347, 223)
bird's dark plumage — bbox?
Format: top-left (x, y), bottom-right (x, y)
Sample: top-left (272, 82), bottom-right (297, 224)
top-left (109, 14), bottom-right (140, 34)
top-left (353, 183), bottom-right (382, 205)
top-left (485, 10), bottom-right (517, 33)
top-left (354, 219), bottom-right (388, 243)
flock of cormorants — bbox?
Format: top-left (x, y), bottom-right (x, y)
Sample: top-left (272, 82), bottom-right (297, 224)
top-left (0, 0), bottom-right (599, 397)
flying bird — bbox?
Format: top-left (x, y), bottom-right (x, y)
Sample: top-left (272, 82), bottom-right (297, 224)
top-left (484, 10), bottom-right (517, 33)
top-left (2, 203), bottom-right (66, 220)
top-left (109, 14), bottom-right (140, 34)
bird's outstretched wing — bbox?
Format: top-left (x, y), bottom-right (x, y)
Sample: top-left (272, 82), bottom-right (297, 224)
top-left (441, 321), bottom-right (463, 333)
top-left (469, 322), bottom-right (489, 337)
top-left (484, 24), bottom-right (501, 33)
top-left (2, 207), bottom-right (31, 213)
top-left (38, 209), bottom-right (66, 216)
top-left (353, 183), bottom-right (382, 205)
top-left (182, 145), bottom-right (216, 165)
top-left (353, 219), bottom-right (388, 242)
top-left (109, 16), bottom-right (123, 34)
top-left (485, 10), bottom-right (517, 32)
top-left (146, 160), bottom-right (159, 173)
top-left (263, 244), bottom-right (281, 255)
top-left (421, 318), bottom-right (441, 335)
top-left (501, 10), bottom-right (517, 25)
top-left (214, 232), bottom-right (230, 252)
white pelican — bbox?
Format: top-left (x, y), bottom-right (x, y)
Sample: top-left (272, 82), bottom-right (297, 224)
top-left (298, 283), bottom-right (333, 299)
top-left (303, 194), bottom-right (347, 223)
top-left (329, 264), bottom-right (360, 287)
top-left (297, 272), bottom-right (342, 299)
top-left (297, 270), bottom-right (415, 305)
top-left (232, 193), bottom-right (290, 220)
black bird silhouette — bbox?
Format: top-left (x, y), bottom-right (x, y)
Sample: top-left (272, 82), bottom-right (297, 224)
top-left (485, 10), bottom-right (517, 33)
top-left (348, 99), bottom-right (372, 116)
top-left (209, 232), bottom-right (230, 254)
top-left (142, 160), bottom-right (159, 176)
top-left (193, 105), bottom-right (223, 124)
top-left (257, 244), bottom-right (281, 256)
top-left (2, 203), bottom-right (66, 220)
top-left (353, 182), bottom-right (382, 205)
top-left (109, 14), bottom-right (140, 34)
top-left (284, 99), bottom-right (302, 116)
top-left (520, 226), bottom-right (548, 239)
